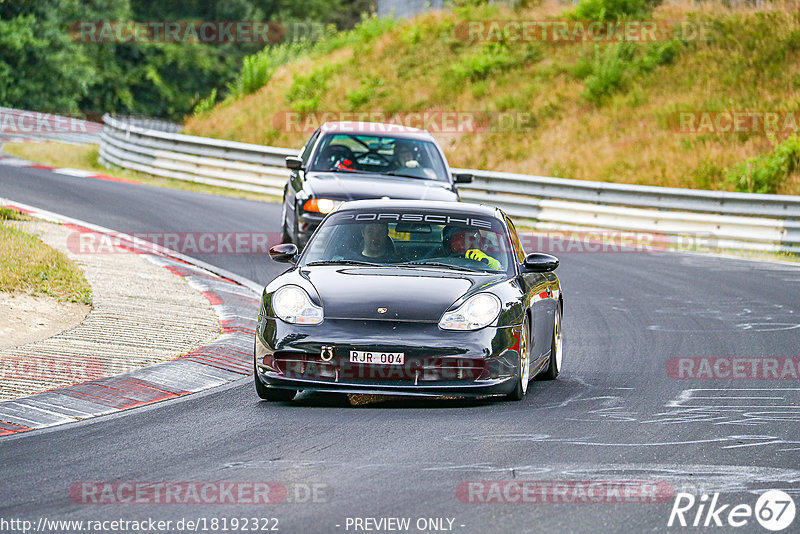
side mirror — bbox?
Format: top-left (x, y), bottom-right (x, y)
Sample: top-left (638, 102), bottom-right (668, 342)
top-left (523, 253), bottom-right (559, 272)
top-left (269, 243), bottom-right (298, 264)
top-left (454, 172), bottom-right (473, 184)
top-left (285, 156), bottom-right (303, 171)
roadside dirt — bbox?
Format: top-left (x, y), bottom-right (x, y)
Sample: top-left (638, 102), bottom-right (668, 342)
top-left (0, 293), bottom-right (89, 350)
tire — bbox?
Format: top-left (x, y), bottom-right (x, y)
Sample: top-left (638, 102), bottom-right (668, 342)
top-left (280, 200), bottom-right (291, 244)
top-left (280, 221), bottom-right (291, 244)
top-left (539, 305), bottom-right (562, 380)
top-left (254, 361), bottom-right (297, 401)
top-left (505, 315), bottom-right (531, 401)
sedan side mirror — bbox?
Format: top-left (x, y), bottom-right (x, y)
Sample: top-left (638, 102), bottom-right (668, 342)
top-left (523, 253), bottom-right (559, 272)
top-left (269, 243), bottom-right (298, 264)
top-left (285, 156), bottom-right (303, 171)
top-left (454, 172), bottom-right (473, 184)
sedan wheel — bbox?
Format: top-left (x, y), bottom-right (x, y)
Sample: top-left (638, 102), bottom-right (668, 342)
top-left (280, 202), bottom-right (291, 244)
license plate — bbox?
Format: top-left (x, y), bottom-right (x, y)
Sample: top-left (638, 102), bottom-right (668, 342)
top-left (350, 350), bottom-right (405, 365)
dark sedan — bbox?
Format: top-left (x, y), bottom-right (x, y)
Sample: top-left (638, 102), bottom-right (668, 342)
top-left (280, 122), bottom-right (472, 248)
top-left (255, 200), bottom-right (563, 402)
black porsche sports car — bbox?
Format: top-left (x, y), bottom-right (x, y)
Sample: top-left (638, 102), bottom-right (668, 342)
top-left (280, 122), bottom-right (472, 248)
top-left (255, 199), bottom-right (563, 402)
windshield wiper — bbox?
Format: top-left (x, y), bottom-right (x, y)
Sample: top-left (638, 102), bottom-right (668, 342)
top-left (306, 260), bottom-right (383, 267)
top-left (396, 261), bottom-right (478, 272)
top-left (382, 171), bottom-right (435, 180)
top-left (313, 168), bottom-right (367, 174)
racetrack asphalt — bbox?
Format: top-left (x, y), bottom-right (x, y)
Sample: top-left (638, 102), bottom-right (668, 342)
top-left (2, 164), bottom-right (800, 533)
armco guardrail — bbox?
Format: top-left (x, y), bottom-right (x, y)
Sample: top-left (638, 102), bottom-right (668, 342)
top-left (99, 114), bottom-right (292, 195)
top-left (0, 107), bottom-right (101, 145)
top-left (99, 115), bottom-right (800, 254)
top-left (454, 168), bottom-right (800, 253)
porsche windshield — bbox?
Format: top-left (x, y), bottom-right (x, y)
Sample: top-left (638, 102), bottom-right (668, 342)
top-left (308, 134), bottom-right (449, 181)
top-left (303, 211), bottom-right (515, 274)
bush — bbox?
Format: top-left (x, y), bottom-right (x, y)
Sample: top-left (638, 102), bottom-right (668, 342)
top-left (451, 42), bottom-right (516, 81)
top-left (726, 135), bottom-right (800, 194)
top-left (582, 43), bottom-right (633, 104)
top-left (286, 63), bottom-right (341, 113)
top-left (312, 14), bottom-right (395, 56)
top-left (225, 41), bottom-right (312, 102)
top-left (346, 77), bottom-right (384, 110)
top-left (636, 40), bottom-right (681, 73)
top-left (568, 0), bottom-right (651, 21)
top-left (580, 40), bottom-right (680, 104)
top-left (220, 14), bottom-right (395, 108)
top-left (193, 88), bottom-right (217, 115)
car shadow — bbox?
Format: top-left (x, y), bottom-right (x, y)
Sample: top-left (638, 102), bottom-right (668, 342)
top-left (283, 391), bottom-right (499, 409)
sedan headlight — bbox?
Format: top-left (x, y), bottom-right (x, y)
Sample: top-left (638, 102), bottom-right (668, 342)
top-left (439, 293), bottom-right (501, 331)
top-left (303, 198), bottom-right (340, 214)
top-left (272, 285), bottom-right (323, 325)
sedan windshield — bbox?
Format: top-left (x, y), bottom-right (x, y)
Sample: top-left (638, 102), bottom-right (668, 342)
top-left (307, 133), bottom-right (449, 182)
top-left (302, 211), bottom-right (515, 274)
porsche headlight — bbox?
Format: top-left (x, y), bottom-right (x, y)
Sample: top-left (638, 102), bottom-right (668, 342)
top-left (439, 293), bottom-right (501, 331)
top-left (272, 285), bottom-right (323, 325)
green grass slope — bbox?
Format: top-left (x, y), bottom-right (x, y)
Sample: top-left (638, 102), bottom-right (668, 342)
top-left (185, 0), bottom-right (800, 194)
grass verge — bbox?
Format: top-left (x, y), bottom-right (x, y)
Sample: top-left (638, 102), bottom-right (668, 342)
top-left (0, 208), bottom-right (92, 304)
top-left (2, 142), bottom-right (281, 203)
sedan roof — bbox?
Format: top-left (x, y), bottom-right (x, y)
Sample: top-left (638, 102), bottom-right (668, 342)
top-left (319, 121), bottom-right (437, 142)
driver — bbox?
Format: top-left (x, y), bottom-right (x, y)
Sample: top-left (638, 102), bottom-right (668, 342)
top-left (394, 141), bottom-right (436, 179)
top-left (442, 225), bottom-right (501, 270)
top-left (357, 223), bottom-right (396, 263)
top-left (395, 141), bottom-right (420, 169)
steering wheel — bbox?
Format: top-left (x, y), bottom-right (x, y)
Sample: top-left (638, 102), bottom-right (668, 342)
top-left (357, 150), bottom-right (393, 166)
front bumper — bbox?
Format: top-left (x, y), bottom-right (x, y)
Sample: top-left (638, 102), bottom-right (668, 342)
top-left (255, 318), bottom-right (521, 397)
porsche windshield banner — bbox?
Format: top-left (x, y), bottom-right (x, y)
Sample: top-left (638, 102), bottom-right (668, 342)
top-left (334, 212), bottom-right (495, 229)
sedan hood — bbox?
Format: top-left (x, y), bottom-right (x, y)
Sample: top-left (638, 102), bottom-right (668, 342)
top-left (303, 266), bottom-right (487, 322)
top-left (305, 172), bottom-right (459, 202)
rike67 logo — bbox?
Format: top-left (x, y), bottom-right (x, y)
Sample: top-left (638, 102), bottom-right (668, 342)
top-left (668, 490), bottom-right (796, 531)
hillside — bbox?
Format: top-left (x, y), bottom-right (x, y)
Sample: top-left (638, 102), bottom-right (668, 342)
top-left (185, 0), bottom-right (800, 195)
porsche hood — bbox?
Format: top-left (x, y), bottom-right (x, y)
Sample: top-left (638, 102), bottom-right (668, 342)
top-left (302, 266), bottom-right (492, 322)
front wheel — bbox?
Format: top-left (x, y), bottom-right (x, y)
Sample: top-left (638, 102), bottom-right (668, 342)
top-left (505, 316), bottom-right (531, 401)
top-left (539, 306), bottom-right (562, 380)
